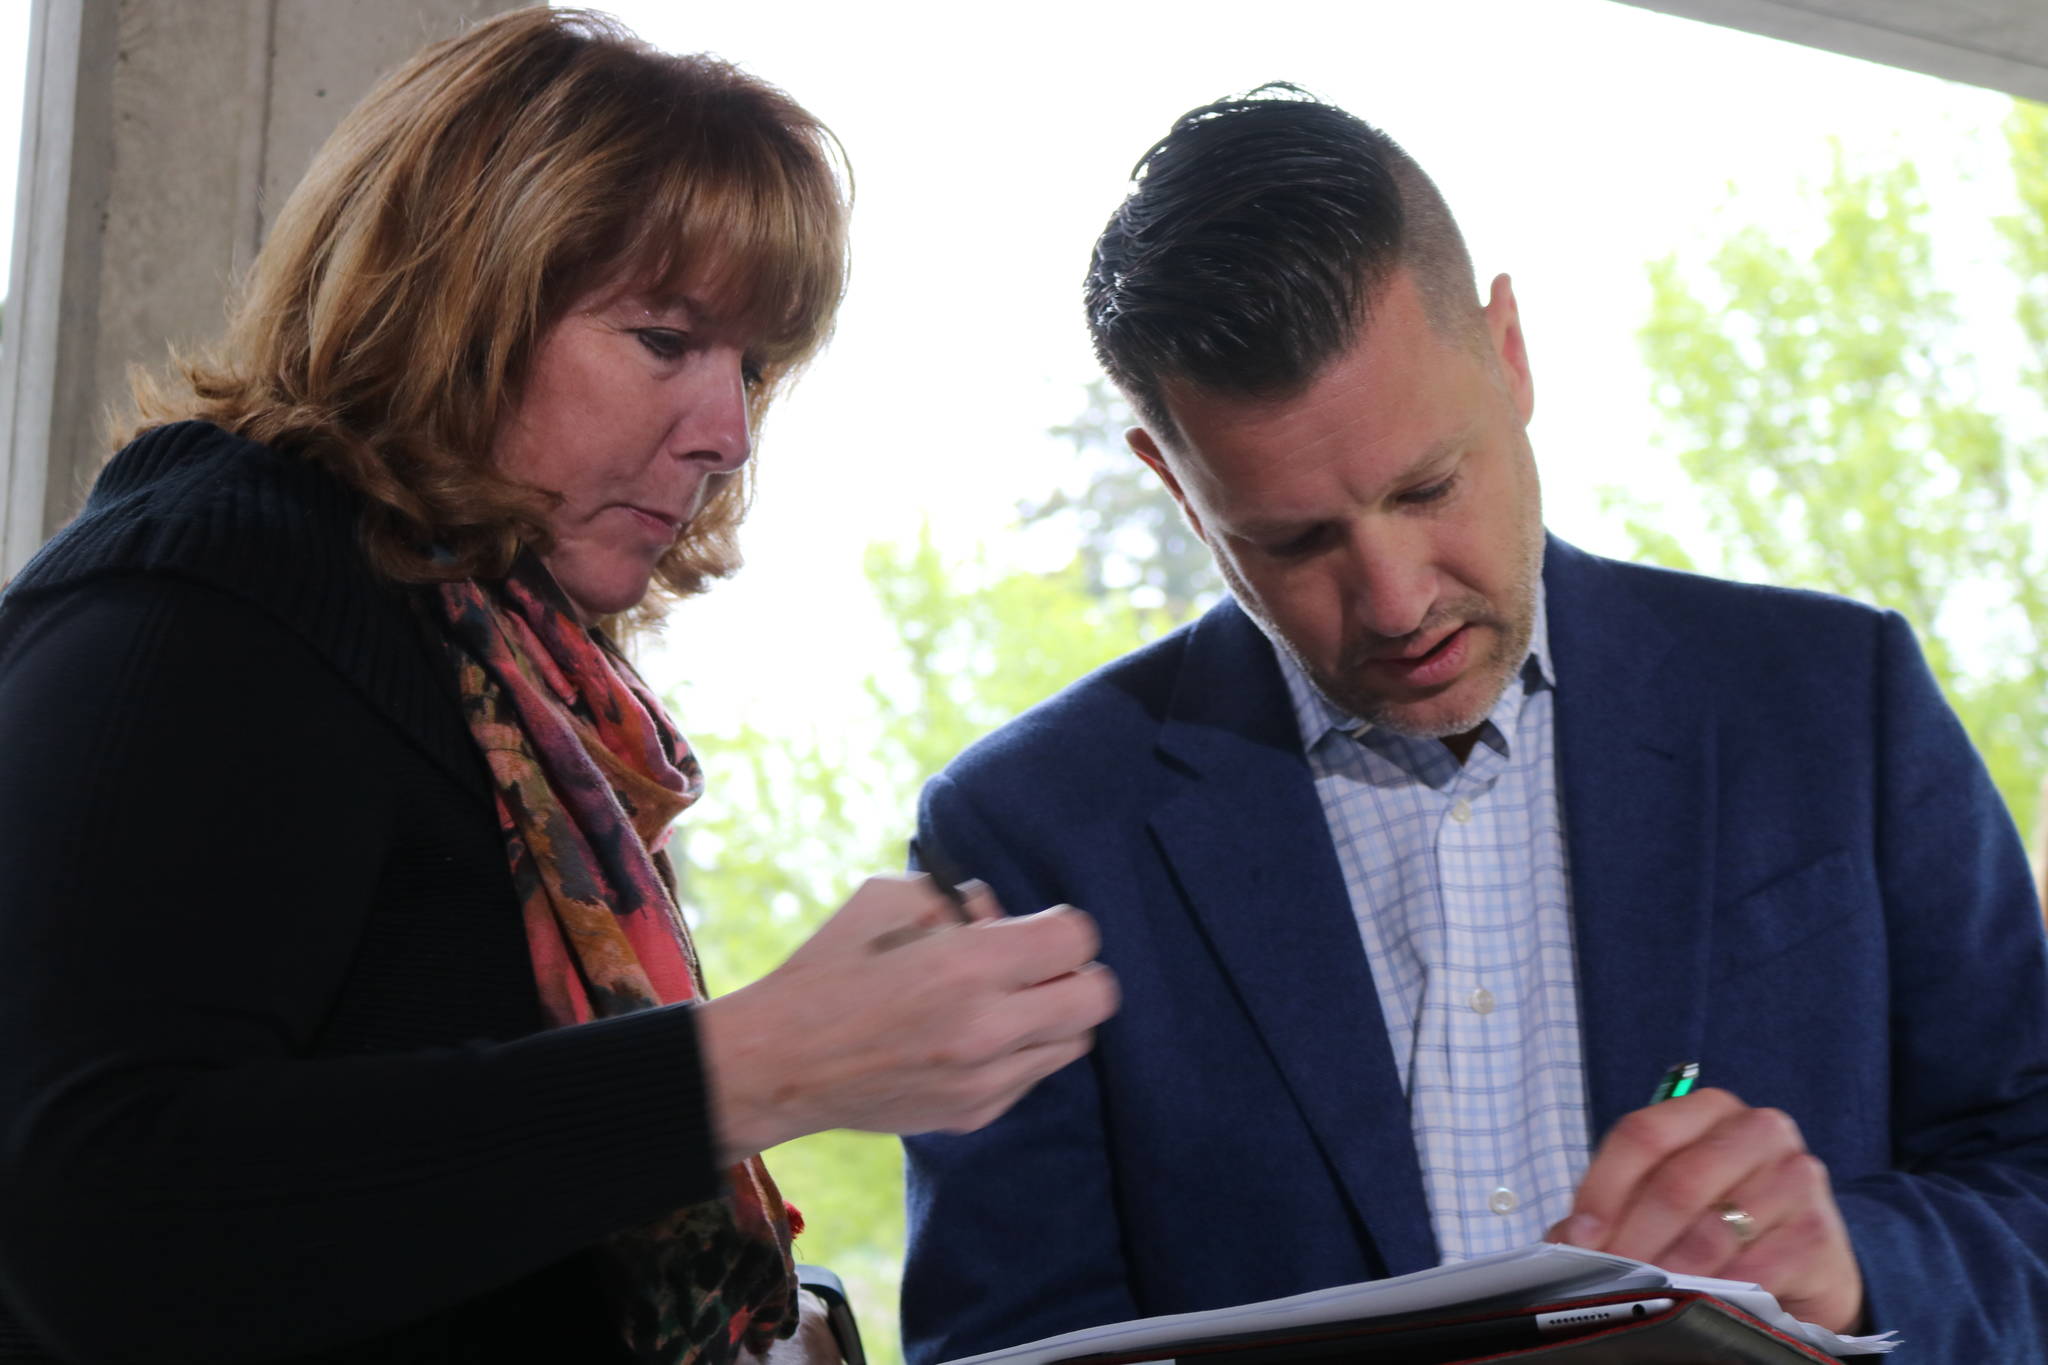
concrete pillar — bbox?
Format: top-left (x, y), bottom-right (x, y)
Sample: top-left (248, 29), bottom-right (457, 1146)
top-left (0, 0), bottom-right (518, 580)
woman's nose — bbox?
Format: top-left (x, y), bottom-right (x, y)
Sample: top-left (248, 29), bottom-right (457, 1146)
top-left (676, 348), bottom-right (753, 472)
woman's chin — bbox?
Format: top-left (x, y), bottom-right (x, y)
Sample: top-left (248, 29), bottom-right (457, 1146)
top-left (544, 557), bottom-right (655, 623)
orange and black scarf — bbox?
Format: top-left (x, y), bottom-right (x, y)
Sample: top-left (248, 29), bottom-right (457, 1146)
top-left (436, 554), bottom-right (798, 1365)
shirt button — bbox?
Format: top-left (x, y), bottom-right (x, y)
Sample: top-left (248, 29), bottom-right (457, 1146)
top-left (1488, 1186), bottom-right (1518, 1215)
top-left (1469, 987), bottom-right (1496, 1015)
top-left (1450, 799), bottom-right (1473, 823)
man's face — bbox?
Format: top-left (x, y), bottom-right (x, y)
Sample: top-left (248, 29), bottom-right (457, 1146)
top-left (1132, 269), bottom-right (1544, 743)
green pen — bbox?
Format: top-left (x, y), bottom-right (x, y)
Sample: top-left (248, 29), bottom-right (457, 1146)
top-left (1649, 1061), bottom-right (1700, 1105)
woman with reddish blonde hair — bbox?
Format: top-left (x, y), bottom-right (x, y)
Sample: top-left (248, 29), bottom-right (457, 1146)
top-left (0, 10), bottom-right (1114, 1364)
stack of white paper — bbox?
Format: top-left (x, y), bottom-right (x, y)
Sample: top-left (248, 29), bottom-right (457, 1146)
top-left (940, 1242), bottom-right (1897, 1365)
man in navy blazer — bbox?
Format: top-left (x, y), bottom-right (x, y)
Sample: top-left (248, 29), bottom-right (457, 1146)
top-left (902, 87), bottom-right (2048, 1363)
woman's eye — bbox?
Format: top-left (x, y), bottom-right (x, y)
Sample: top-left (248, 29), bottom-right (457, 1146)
top-left (741, 360), bottom-right (766, 391)
top-left (633, 328), bottom-right (688, 361)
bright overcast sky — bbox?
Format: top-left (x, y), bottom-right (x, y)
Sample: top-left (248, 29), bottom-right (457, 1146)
top-left (602, 0), bottom-right (2021, 735)
top-left (0, 2), bottom-right (2023, 738)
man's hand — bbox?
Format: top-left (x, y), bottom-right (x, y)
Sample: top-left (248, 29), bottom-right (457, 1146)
top-left (1547, 1087), bottom-right (1864, 1334)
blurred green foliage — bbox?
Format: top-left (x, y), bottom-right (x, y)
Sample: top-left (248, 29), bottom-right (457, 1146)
top-left (671, 532), bottom-right (1166, 1365)
top-left (1024, 378), bottom-right (1223, 620)
top-left (1622, 100), bottom-right (2048, 838)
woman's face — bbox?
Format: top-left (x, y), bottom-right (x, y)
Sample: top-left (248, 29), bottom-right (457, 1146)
top-left (492, 278), bottom-right (757, 620)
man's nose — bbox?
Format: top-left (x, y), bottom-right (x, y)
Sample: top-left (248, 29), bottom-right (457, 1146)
top-left (1343, 525), bottom-right (1435, 641)
top-left (675, 348), bottom-right (753, 473)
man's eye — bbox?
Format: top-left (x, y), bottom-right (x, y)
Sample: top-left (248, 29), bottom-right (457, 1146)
top-left (633, 328), bottom-right (687, 360)
top-left (742, 359), bottom-right (767, 390)
top-left (1401, 476), bottom-right (1457, 506)
top-left (1264, 526), bottom-right (1331, 558)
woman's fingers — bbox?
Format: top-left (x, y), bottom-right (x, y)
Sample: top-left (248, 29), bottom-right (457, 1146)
top-left (930, 1031), bottom-right (1102, 1135)
top-left (698, 879), bottom-right (1118, 1159)
top-left (955, 878), bottom-right (1003, 922)
top-left (789, 873), bottom-right (977, 957)
top-left (980, 905), bottom-right (1102, 987)
top-left (989, 958), bottom-right (1120, 1051)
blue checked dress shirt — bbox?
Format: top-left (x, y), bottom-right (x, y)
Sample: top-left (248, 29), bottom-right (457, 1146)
top-left (1275, 584), bottom-right (1592, 1260)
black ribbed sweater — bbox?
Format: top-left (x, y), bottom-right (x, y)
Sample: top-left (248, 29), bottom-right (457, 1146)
top-left (0, 423), bottom-right (723, 1363)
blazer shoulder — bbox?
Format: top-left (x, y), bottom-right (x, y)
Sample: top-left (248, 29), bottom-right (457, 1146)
top-left (1572, 549), bottom-right (1899, 660)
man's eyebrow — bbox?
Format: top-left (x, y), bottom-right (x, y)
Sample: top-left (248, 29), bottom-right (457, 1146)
top-left (1224, 432), bottom-right (1474, 542)
top-left (1399, 431), bottom-right (1472, 479)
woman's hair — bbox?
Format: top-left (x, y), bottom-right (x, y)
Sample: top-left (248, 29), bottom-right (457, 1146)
top-left (134, 6), bottom-right (849, 601)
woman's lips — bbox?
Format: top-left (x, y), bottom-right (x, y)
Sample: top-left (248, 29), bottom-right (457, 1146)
top-left (1360, 623), bottom-right (1473, 690)
top-left (622, 505), bottom-right (680, 539)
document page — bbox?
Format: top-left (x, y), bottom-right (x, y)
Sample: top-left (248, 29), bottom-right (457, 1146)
top-left (938, 1243), bottom-right (1896, 1365)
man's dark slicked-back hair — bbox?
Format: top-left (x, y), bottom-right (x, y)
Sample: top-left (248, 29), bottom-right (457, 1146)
top-left (1085, 84), bottom-right (1479, 444)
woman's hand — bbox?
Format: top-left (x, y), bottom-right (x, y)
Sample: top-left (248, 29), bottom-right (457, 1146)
top-left (740, 1291), bottom-right (843, 1365)
top-left (694, 875), bottom-right (1118, 1164)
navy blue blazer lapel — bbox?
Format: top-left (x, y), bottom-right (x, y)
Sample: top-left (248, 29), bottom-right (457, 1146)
top-left (1544, 539), bottom-right (1718, 1141)
top-left (1147, 600), bottom-right (1438, 1275)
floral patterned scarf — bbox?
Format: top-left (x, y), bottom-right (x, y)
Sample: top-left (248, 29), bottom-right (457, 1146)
top-left (435, 553), bottom-right (798, 1365)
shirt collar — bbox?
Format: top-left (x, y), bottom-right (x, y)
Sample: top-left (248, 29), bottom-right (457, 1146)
top-left (1277, 580), bottom-right (1554, 759)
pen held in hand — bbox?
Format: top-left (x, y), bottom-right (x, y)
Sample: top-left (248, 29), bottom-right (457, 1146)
top-left (909, 836), bottom-right (976, 925)
top-left (1649, 1060), bottom-right (1700, 1105)
top-left (866, 838), bottom-right (981, 954)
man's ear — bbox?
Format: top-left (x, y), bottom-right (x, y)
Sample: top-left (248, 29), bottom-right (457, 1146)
top-left (1127, 427), bottom-right (1206, 537)
top-left (1483, 273), bottom-right (1535, 425)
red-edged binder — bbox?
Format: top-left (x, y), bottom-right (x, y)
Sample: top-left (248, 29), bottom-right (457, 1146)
top-left (1054, 1290), bottom-right (1836, 1365)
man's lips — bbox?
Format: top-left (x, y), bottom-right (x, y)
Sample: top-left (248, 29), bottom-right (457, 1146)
top-left (1355, 623), bottom-right (1474, 690)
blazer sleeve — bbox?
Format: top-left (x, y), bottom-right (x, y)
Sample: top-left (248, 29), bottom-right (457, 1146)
top-left (1831, 609), bottom-right (2048, 1355)
top-left (0, 575), bottom-right (721, 1363)
top-left (901, 771), bottom-right (1140, 1365)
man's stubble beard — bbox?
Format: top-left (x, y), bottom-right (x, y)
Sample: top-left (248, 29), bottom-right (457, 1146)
top-left (1217, 518), bottom-right (1544, 743)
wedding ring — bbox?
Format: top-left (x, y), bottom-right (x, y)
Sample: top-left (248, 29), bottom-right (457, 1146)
top-left (1718, 1201), bottom-right (1759, 1246)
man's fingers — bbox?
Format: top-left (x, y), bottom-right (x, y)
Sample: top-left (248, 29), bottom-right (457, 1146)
top-left (1715, 1151), bottom-right (1838, 1281)
top-left (1562, 1092), bottom-right (1861, 1333)
top-left (1611, 1146), bottom-right (1832, 1291)
top-left (1568, 1087), bottom-right (1748, 1227)
top-left (1591, 1099), bottom-right (1809, 1268)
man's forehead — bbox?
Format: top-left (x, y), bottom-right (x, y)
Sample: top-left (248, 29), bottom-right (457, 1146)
top-left (1158, 344), bottom-right (1481, 500)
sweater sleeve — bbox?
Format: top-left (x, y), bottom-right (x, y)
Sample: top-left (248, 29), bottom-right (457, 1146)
top-left (0, 574), bottom-right (723, 1364)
